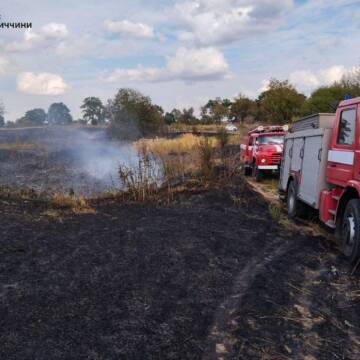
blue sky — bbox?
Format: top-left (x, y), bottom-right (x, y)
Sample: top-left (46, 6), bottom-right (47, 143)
top-left (0, 0), bottom-right (360, 121)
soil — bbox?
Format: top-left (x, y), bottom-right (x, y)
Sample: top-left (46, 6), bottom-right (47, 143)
top-left (1, 178), bottom-right (360, 360)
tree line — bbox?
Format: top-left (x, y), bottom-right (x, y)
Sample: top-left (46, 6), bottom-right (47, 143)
top-left (1, 68), bottom-right (360, 137)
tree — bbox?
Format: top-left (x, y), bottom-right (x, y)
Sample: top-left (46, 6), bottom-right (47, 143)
top-left (341, 67), bottom-right (360, 88)
top-left (0, 100), bottom-right (4, 127)
top-left (230, 94), bottom-right (257, 122)
top-left (257, 79), bottom-right (306, 124)
top-left (164, 112), bottom-right (176, 125)
top-left (302, 72), bottom-right (360, 115)
top-left (47, 103), bottom-right (73, 125)
top-left (23, 108), bottom-right (47, 125)
top-left (80, 97), bottom-right (106, 125)
top-left (107, 88), bottom-right (164, 139)
top-left (201, 98), bottom-right (229, 124)
top-left (179, 107), bottom-right (198, 124)
top-left (170, 108), bottom-right (182, 122)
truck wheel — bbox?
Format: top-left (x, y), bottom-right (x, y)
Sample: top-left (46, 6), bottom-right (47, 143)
top-left (340, 199), bottom-right (360, 263)
top-left (244, 165), bottom-right (251, 176)
top-left (287, 180), bottom-right (304, 218)
top-left (252, 164), bottom-right (263, 182)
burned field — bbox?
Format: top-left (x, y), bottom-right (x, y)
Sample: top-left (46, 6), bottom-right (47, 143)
top-left (1, 176), bottom-right (360, 359)
top-left (0, 127), bottom-right (138, 195)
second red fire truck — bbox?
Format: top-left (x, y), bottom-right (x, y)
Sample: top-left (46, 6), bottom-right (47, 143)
top-left (241, 125), bottom-right (287, 181)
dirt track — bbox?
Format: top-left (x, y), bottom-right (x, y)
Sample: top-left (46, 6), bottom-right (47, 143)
top-left (1, 179), bottom-right (360, 359)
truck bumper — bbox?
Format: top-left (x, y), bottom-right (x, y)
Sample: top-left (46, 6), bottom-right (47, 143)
top-left (258, 165), bottom-right (278, 170)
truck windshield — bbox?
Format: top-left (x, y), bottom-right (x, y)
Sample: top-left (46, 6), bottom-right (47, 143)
top-left (258, 136), bottom-right (284, 145)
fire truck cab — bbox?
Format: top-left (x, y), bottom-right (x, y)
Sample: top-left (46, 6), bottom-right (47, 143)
top-left (241, 125), bottom-right (287, 181)
top-left (279, 97), bottom-right (360, 262)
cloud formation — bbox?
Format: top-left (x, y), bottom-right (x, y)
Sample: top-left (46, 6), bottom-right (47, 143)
top-left (17, 72), bottom-right (68, 95)
top-left (175, 0), bottom-right (293, 45)
top-left (4, 23), bottom-right (68, 52)
top-left (104, 20), bottom-right (155, 38)
top-left (289, 65), bottom-right (352, 92)
top-left (104, 47), bottom-right (231, 83)
top-left (0, 57), bottom-right (8, 76)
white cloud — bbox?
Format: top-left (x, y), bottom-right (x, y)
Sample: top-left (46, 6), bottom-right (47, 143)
top-left (4, 23), bottom-right (68, 52)
top-left (289, 65), bottom-right (351, 92)
top-left (41, 23), bottom-right (69, 39)
top-left (289, 70), bottom-right (320, 89)
top-left (0, 57), bottom-right (9, 76)
top-left (104, 47), bottom-right (231, 83)
top-left (104, 20), bottom-right (155, 38)
top-left (174, 0), bottom-right (293, 45)
top-left (17, 72), bottom-right (68, 95)
top-left (258, 79), bottom-right (270, 93)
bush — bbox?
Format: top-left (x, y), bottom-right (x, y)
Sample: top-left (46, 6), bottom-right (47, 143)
top-left (118, 153), bottom-right (161, 201)
top-left (216, 127), bottom-right (229, 151)
top-left (269, 204), bottom-right (282, 222)
top-left (198, 137), bottom-right (214, 178)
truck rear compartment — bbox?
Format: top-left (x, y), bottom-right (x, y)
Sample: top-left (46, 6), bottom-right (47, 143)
top-left (279, 114), bottom-right (335, 209)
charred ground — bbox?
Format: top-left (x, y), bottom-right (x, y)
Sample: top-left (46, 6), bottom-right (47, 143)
top-left (1, 177), bottom-right (360, 360)
top-left (0, 126), bottom-right (138, 195)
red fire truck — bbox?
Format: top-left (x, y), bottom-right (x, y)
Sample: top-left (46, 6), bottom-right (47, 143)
top-left (279, 97), bottom-right (360, 262)
top-left (241, 125), bottom-right (287, 181)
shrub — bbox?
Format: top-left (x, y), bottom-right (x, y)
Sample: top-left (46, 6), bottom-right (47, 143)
top-left (198, 137), bottom-right (215, 178)
top-left (269, 204), bottom-right (282, 222)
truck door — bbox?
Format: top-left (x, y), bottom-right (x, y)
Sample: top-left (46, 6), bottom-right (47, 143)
top-left (327, 106), bottom-right (357, 186)
top-left (291, 137), bottom-right (304, 177)
top-left (247, 136), bottom-right (254, 163)
top-left (280, 138), bottom-right (293, 191)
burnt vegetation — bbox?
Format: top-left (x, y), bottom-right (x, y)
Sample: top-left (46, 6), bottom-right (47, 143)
top-left (1, 70), bottom-right (360, 359)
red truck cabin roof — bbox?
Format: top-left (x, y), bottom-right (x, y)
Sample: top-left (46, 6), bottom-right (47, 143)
top-left (338, 97), bottom-right (360, 108)
top-left (247, 125), bottom-right (288, 136)
top-left (250, 132), bottom-right (286, 137)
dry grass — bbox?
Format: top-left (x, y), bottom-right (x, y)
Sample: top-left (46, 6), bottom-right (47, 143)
top-left (49, 193), bottom-right (96, 215)
top-left (135, 134), bottom-right (217, 182)
top-left (168, 123), bottom-right (223, 133)
top-left (269, 203), bottom-right (282, 222)
top-left (118, 153), bottom-right (161, 202)
top-left (0, 141), bottom-right (45, 151)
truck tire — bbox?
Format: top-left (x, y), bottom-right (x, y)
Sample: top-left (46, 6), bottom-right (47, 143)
top-left (287, 180), bottom-right (304, 218)
top-left (244, 165), bottom-right (251, 176)
top-left (340, 199), bottom-right (360, 263)
top-left (252, 164), bottom-right (263, 182)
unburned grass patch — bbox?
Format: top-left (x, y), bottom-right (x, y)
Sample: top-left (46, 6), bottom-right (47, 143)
top-left (47, 193), bottom-right (96, 215)
top-left (134, 134), bottom-right (218, 182)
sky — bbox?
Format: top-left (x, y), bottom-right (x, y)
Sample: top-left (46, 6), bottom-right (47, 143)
top-left (0, 0), bottom-right (360, 122)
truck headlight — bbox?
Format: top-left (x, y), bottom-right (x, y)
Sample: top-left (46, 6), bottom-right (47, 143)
top-left (261, 158), bottom-right (266, 163)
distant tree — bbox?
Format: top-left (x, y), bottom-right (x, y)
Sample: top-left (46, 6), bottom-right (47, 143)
top-left (230, 94), bottom-right (257, 122)
top-left (170, 108), bottom-right (182, 122)
top-left (23, 108), bottom-right (46, 125)
top-left (0, 101), bottom-right (5, 127)
top-left (5, 121), bottom-right (15, 128)
top-left (179, 107), bottom-right (198, 124)
top-left (80, 97), bottom-right (106, 125)
top-left (341, 67), bottom-right (360, 88)
top-left (201, 98), bottom-right (229, 124)
top-left (302, 70), bottom-right (360, 115)
top-left (164, 112), bottom-right (176, 125)
top-left (257, 79), bottom-right (306, 124)
top-left (47, 103), bottom-right (73, 125)
top-left (108, 88), bottom-right (164, 139)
